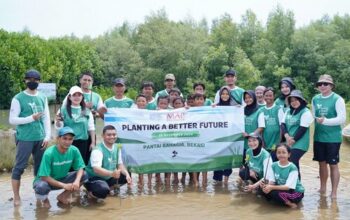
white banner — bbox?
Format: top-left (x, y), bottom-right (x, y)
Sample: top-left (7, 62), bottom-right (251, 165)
top-left (105, 106), bottom-right (245, 173)
top-left (38, 83), bottom-right (56, 101)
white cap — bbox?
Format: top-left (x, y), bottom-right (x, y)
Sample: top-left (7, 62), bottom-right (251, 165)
top-left (69, 85), bottom-right (83, 96)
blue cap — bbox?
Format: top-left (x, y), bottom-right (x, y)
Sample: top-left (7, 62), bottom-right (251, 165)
top-left (25, 69), bottom-right (41, 80)
top-left (58, 126), bottom-right (75, 137)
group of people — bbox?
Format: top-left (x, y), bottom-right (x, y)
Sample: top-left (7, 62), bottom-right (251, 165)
top-left (9, 68), bottom-right (346, 209)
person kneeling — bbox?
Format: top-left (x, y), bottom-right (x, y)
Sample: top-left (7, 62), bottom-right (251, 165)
top-left (238, 133), bottom-right (273, 193)
top-left (85, 125), bottom-right (132, 201)
top-left (33, 127), bottom-right (88, 207)
top-left (260, 143), bottom-right (304, 208)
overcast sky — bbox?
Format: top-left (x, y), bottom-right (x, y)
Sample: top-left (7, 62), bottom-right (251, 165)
top-left (1, 0), bottom-right (349, 39)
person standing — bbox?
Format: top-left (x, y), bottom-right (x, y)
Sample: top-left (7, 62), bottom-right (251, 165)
top-left (104, 78), bottom-right (134, 112)
top-left (154, 73), bottom-right (182, 101)
top-left (242, 90), bottom-right (265, 149)
top-left (78, 72), bottom-right (106, 117)
top-left (55, 86), bottom-right (95, 165)
top-left (193, 82), bottom-right (212, 106)
top-left (255, 85), bottom-right (266, 107)
top-left (141, 81), bottom-right (157, 110)
top-left (212, 86), bottom-right (238, 183)
top-left (281, 90), bottom-right (313, 178)
top-left (9, 69), bottom-right (51, 206)
top-left (312, 74), bottom-right (346, 199)
top-left (62, 72), bottom-right (106, 117)
top-left (275, 77), bottom-right (296, 112)
top-left (214, 69), bottom-right (245, 105)
top-left (262, 87), bottom-right (284, 162)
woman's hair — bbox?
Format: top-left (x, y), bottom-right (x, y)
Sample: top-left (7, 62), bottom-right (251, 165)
top-left (275, 142), bottom-right (291, 154)
top-left (66, 94), bottom-right (86, 118)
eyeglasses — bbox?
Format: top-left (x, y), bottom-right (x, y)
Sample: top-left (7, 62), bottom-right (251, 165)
top-left (165, 79), bottom-right (174, 82)
top-left (316, 82), bottom-right (331, 87)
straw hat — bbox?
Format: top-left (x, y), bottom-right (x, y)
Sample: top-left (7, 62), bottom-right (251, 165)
top-left (317, 74), bottom-right (334, 85)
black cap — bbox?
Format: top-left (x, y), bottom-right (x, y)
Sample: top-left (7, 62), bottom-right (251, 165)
top-left (24, 69), bottom-right (41, 80)
top-left (113, 78), bottom-right (125, 86)
top-left (225, 69), bottom-right (236, 76)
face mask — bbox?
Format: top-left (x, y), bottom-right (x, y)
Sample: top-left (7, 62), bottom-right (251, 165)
top-left (26, 81), bottom-right (39, 90)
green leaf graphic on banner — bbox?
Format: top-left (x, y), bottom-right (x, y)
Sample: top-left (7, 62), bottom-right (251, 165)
top-left (116, 138), bottom-right (146, 144)
top-left (208, 133), bottom-right (244, 142)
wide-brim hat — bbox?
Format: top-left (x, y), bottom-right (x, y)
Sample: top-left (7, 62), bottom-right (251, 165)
top-left (287, 90), bottom-right (307, 105)
top-left (316, 74), bottom-right (334, 86)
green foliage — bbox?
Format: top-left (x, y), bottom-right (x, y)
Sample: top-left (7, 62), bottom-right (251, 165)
top-left (211, 14), bottom-right (239, 65)
top-left (1, 9), bottom-right (350, 109)
top-left (93, 86), bottom-right (114, 101)
top-left (231, 48), bottom-right (261, 89)
top-left (266, 5), bottom-right (295, 57)
top-left (238, 10), bottom-right (264, 58)
top-left (202, 44), bottom-right (229, 88)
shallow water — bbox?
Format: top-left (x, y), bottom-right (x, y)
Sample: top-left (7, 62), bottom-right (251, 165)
top-left (1, 143), bottom-right (350, 220)
top-left (1, 107), bottom-right (350, 219)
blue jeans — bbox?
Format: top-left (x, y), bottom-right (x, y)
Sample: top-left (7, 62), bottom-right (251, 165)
top-left (33, 171), bottom-right (88, 200)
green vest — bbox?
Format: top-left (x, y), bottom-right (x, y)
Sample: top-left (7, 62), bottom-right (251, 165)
top-left (272, 162), bottom-right (304, 193)
top-left (285, 108), bottom-right (310, 151)
top-left (204, 98), bottom-right (213, 106)
top-left (246, 148), bottom-right (270, 179)
top-left (258, 103), bottom-right (266, 109)
top-left (274, 97), bottom-right (289, 112)
top-left (105, 97), bottom-right (133, 108)
top-left (230, 87), bottom-right (245, 105)
top-left (155, 89), bottom-right (169, 99)
top-left (15, 91), bottom-right (46, 141)
top-left (146, 98), bottom-right (157, 110)
top-left (244, 109), bottom-right (262, 149)
top-left (83, 92), bottom-right (102, 111)
top-left (86, 143), bottom-right (119, 180)
top-left (312, 93), bottom-right (342, 143)
top-left (263, 104), bottom-right (281, 150)
top-left (34, 145), bottom-right (85, 185)
top-left (61, 106), bottom-right (90, 140)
